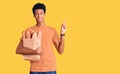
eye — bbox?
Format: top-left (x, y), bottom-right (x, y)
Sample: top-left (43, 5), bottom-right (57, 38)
top-left (35, 13), bottom-right (39, 16)
top-left (40, 12), bottom-right (43, 15)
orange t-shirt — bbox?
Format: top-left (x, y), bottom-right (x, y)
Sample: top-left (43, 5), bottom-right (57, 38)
top-left (23, 25), bottom-right (59, 72)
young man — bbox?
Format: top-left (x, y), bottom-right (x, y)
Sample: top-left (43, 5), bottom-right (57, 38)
top-left (16, 3), bottom-right (66, 74)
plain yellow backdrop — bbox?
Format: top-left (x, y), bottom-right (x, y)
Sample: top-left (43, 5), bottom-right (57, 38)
top-left (0, 0), bottom-right (120, 74)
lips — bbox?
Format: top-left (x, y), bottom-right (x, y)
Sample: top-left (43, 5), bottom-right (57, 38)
top-left (37, 18), bottom-right (43, 22)
top-left (38, 18), bottom-right (42, 21)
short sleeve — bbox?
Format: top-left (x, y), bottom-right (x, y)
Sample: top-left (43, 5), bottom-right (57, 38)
top-left (52, 29), bottom-right (60, 44)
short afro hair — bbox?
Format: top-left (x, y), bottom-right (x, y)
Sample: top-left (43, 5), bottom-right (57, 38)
top-left (32, 3), bottom-right (46, 15)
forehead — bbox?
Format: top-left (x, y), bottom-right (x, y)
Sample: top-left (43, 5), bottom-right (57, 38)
top-left (35, 9), bottom-right (44, 13)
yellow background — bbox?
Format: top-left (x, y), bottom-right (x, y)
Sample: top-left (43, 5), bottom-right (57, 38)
top-left (0, 0), bottom-right (120, 74)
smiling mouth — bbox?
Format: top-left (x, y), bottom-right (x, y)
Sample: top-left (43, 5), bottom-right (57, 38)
top-left (38, 18), bottom-right (42, 20)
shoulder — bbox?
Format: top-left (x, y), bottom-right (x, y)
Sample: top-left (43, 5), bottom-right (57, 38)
top-left (24, 25), bottom-right (35, 32)
top-left (21, 26), bottom-right (36, 36)
top-left (46, 25), bottom-right (57, 32)
top-left (45, 25), bottom-right (59, 36)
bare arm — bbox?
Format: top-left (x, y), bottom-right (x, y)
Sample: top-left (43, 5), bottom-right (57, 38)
top-left (53, 22), bottom-right (66, 54)
top-left (16, 40), bottom-right (39, 55)
top-left (53, 36), bottom-right (65, 54)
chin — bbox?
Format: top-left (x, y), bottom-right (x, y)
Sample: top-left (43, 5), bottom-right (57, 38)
top-left (37, 20), bottom-right (43, 23)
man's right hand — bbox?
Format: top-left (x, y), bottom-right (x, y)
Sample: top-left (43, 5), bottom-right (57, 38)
top-left (22, 30), bottom-right (42, 61)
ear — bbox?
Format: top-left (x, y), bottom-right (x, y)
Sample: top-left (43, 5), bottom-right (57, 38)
top-left (33, 14), bottom-right (36, 18)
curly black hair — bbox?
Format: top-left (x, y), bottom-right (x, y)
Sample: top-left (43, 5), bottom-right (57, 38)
top-left (32, 3), bottom-right (46, 15)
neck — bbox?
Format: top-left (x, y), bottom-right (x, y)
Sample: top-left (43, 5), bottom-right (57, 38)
top-left (36, 21), bottom-right (45, 27)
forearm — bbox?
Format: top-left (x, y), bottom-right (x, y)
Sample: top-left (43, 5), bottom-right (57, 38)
top-left (58, 36), bottom-right (65, 54)
top-left (16, 40), bottom-right (38, 55)
top-left (16, 47), bottom-right (37, 55)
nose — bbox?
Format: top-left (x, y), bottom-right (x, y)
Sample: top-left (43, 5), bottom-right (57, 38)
top-left (38, 14), bottom-right (41, 18)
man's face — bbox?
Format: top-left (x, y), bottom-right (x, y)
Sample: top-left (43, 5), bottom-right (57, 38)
top-left (34, 9), bottom-right (45, 23)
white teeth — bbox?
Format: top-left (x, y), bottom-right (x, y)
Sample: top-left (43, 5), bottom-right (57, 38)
top-left (38, 18), bottom-right (42, 20)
